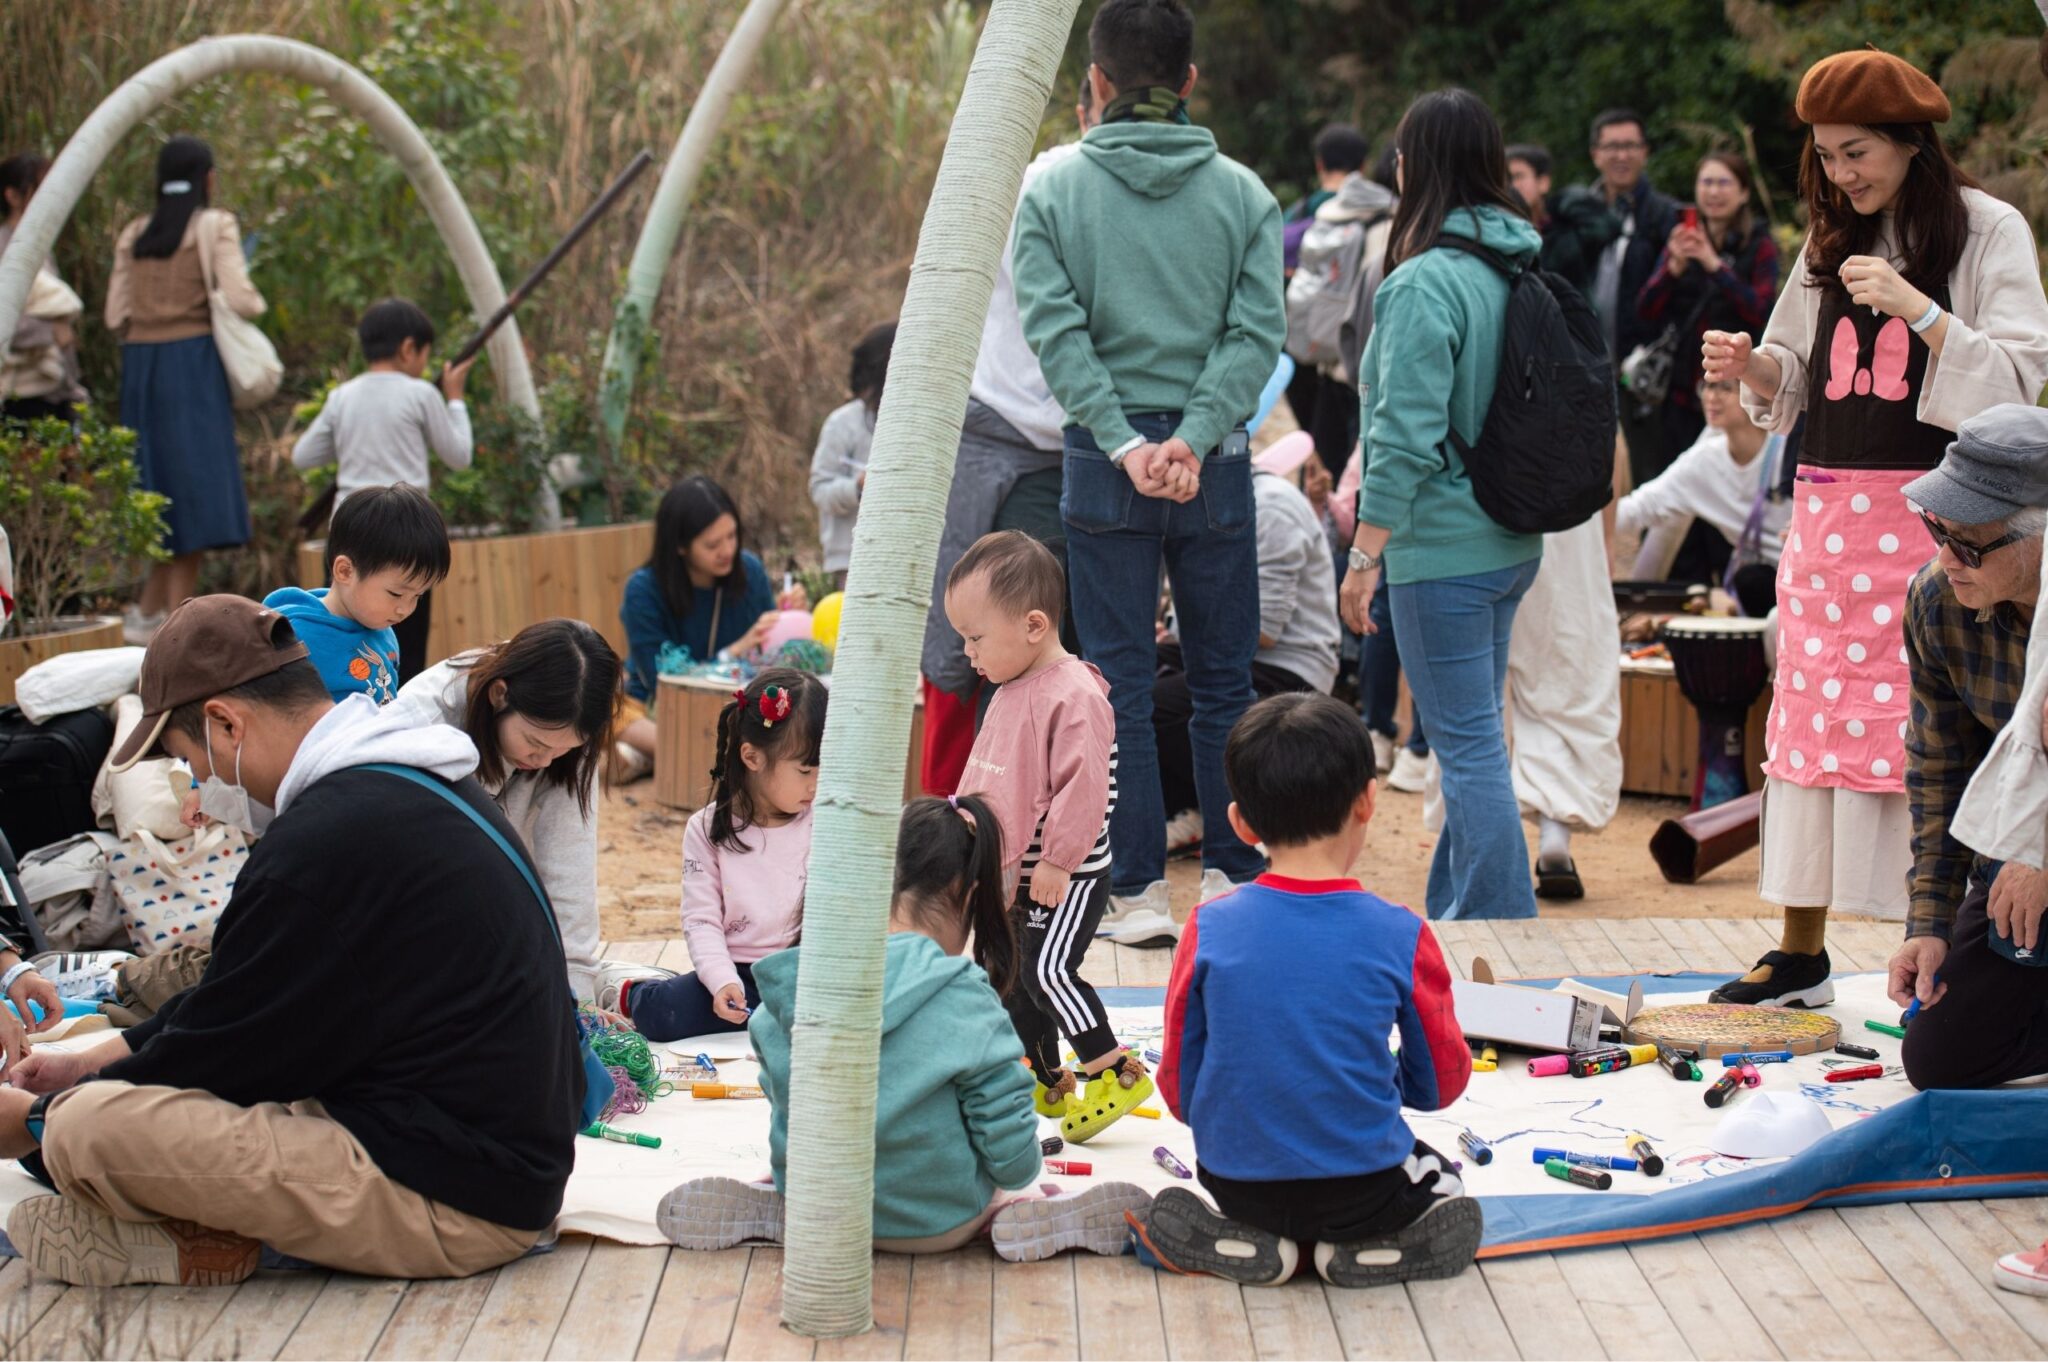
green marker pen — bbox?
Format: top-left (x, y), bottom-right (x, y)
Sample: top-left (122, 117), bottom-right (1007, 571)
top-left (1865, 1020), bottom-right (1907, 1039)
top-left (581, 1122), bottom-right (661, 1149)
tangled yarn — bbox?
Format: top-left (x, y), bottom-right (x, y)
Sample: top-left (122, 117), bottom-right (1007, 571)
top-left (773, 639), bottom-right (831, 675)
top-left (581, 1012), bottom-right (675, 1120)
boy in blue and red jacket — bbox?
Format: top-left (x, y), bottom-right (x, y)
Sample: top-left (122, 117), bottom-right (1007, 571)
top-left (1133, 692), bottom-right (1481, 1288)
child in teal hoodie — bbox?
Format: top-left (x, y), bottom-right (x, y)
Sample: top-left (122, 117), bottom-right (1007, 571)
top-left (656, 795), bottom-right (1151, 1258)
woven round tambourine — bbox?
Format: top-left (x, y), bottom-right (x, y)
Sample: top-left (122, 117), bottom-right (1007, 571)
top-left (1624, 1004), bottom-right (1840, 1060)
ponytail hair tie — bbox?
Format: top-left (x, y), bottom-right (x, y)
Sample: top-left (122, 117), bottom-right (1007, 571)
top-left (947, 794), bottom-right (977, 833)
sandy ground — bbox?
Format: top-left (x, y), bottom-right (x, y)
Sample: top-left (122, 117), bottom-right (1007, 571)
top-left (594, 780), bottom-right (1775, 941)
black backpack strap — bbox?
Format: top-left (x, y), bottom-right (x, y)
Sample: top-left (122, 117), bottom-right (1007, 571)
top-left (1431, 234), bottom-right (1526, 280)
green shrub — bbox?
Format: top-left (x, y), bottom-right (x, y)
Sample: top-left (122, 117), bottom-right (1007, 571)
top-left (0, 411), bottom-right (166, 635)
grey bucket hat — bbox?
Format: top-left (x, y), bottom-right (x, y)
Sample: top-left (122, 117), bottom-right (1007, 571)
top-left (1903, 403), bottom-right (2048, 527)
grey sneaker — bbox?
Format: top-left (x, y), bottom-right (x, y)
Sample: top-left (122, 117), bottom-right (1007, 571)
top-left (1198, 868), bottom-right (1242, 903)
top-left (9, 1196), bottom-right (258, 1287)
top-left (1103, 908), bottom-right (1181, 948)
top-left (1098, 880), bottom-right (1169, 935)
top-left (594, 960), bottom-right (676, 1016)
top-left (656, 1177), bottom-right (785, 1250)
top-left (1312, 1196), bottom-right (1483, 1288)
top-left (1133, 1187), bottom-right (1298, 1285)
top-left (990, 1183), bottom-right (1153, 1262)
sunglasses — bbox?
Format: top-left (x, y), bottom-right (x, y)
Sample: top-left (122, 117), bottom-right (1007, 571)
top-left (1919, 510), bottom-right (2024, 569)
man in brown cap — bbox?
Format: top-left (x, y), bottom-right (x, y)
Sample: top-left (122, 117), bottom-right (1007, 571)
top-left (0, 595), bottom-right (583, 1286)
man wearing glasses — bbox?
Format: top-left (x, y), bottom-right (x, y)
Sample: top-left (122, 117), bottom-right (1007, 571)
top-left (1889, 404), bottom-right (2047, 1092)
top-left (1586, 107), bottom-right (1679, 485)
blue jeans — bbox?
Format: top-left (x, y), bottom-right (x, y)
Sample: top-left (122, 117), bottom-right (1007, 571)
top-left (1064, 413), bottom-right (1264, 894)
top-left (1362, 587), bottom-right (1427, 755)
top-left (1389, 560), bottom-right (1541, 920)
top-left (625, 961), bottom-right (758, 1042)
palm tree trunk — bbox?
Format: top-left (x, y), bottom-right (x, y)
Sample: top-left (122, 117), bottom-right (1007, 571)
top-left (596, 0), bottom-right (792, 456)
top-left (778, 0), bottom-right (1081, 1338)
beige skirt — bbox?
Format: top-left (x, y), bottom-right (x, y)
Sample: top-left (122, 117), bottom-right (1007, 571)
top-left (1756, 776), bottom-right (1911, 919)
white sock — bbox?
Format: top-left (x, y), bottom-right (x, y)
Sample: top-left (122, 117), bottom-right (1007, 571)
top-left (1538, 817), bottom-right (1571, 866)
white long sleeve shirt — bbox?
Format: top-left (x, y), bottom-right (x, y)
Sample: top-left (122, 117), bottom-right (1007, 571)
top-left (1616, 425), bottom-right (1789, 563)
top-left (292, 370), bottom-right (473, 507)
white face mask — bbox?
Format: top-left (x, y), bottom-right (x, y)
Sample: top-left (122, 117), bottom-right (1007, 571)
top-left (197, 715), bottom-right (274, 837)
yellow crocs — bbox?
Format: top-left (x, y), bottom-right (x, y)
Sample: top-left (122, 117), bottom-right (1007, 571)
top-left (1062, 1052), bottom-right (1155, 1145)
top-left (1033, 1067), bottom-right (1079, 1119)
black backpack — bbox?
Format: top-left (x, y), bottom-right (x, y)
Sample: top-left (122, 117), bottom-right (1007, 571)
top-left (1432, 235), bottom-right (1616, 535)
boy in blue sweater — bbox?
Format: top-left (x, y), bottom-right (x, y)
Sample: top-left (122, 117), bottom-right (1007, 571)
top-left (1134, 693), bottom-right (1480, 1287)
top-left (264, 485), bottom-right (450, 705)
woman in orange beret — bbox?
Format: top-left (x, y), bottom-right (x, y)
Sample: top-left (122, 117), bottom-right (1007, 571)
top-left (1701, 48), bottom-right (2048, 1008)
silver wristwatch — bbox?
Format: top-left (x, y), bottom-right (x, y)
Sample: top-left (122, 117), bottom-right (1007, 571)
top-left (1347, 546), bottom-right (1383, 575)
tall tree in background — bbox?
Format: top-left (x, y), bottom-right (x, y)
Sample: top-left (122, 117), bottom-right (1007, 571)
top-left (777, 0), bottom-right (1081, 1337)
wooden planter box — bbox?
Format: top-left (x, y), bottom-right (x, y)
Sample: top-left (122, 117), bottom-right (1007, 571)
top-left (0, 616), bottom-right (125, 707)
top-left (1619, 656), bottom-right (1771, 800)
top-left (654, 674), bottom-right (925, 812)
top-left (300, 521), bottom-right (652, 666)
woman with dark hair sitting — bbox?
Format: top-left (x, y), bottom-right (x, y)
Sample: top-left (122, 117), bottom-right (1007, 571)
top-left (106, 135), bottom-right (267, 644)
top-left (613, 475), bottom-right (785, 780)
top-left (388, 618), bottom-right (623, 1004)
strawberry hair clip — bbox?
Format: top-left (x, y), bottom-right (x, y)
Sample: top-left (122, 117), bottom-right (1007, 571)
top-left (740, 684), bottom-right (794, 728)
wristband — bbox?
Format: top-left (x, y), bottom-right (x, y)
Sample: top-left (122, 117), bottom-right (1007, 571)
top-left (1909, 299), bottom-right (1944, 335)
top-left (0, 962), bottom-right (38, 996)
top-left (1106, 435), bottom-right (1144, 469)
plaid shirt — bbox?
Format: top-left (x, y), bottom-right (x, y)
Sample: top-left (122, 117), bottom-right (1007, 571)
top-left (1904, 562), bottom-right (2031, 940)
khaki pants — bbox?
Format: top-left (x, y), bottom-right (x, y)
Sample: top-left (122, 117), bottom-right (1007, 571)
top-left (42, 1082), bottom-right (538, 1278)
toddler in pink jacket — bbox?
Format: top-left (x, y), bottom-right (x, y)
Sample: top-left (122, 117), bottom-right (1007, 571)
top-left (945, 532), bottom-right (1155, 1144)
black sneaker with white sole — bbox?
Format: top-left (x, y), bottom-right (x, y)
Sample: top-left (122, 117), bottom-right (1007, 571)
top-left (1312, 1196), bottom-right (1483, 1288)
top-left (1706, 948), bottom-right (1835, 1008)
top-left (1129, 1187), bottom-right (1298, 1285)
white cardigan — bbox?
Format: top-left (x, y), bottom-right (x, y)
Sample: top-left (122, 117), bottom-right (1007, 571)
top-left (1954, 551), bottom-right (2048, 868)
top-left (388, 657), bottom-right (603, 1002)
top-left (1743, 188), bottom-right (2048, 437)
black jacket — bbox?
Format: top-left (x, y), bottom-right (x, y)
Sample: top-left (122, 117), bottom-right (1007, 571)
top-left (1538, 185), bottom-right (1620, 304)
top-left (1595, 177), bottom-right (1681, 358)
top-left (103, 767), bottom-right (582, 1232)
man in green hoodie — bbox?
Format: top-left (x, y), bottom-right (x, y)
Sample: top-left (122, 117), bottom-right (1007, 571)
top-left (1012, 0), bottom-right (1285, 925)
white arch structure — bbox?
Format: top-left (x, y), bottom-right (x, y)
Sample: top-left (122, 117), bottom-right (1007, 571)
top-left (0, 34), bottom-right (539, 422)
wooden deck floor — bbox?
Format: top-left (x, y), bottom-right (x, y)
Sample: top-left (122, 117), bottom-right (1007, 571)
top-left (5, 918), bottom-right (2045, 1361)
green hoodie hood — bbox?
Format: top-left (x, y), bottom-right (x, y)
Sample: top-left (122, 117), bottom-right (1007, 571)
top-left (749, 933), bottom-right (1042, 1240)
top-left (1437, 204), bottom-right (1543, 260)
top-left (1078, 123), bottom-right (1218, 200)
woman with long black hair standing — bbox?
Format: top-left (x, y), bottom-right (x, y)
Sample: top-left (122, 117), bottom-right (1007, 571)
top-left (1702, 49), bottom-right (2048, 1007)
top-left (105, 135), bottom-right (266, 643)
top-left (1337, 87), bottom-right (1545, 921)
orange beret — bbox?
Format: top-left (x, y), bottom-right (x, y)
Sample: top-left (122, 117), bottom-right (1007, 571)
top-left (1796, 48), bottom-right (1950, 126)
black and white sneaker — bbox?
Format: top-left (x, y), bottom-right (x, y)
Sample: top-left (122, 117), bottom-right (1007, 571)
top-left (1312, 1196), bottom-right (1483, 1288)
top-left (1129, 1187), bottom-right (1297, 1285)
top-left (1707, 949), bottom-right (1835, 1008)
top-left (31, 951), bottom-right (133, 1002)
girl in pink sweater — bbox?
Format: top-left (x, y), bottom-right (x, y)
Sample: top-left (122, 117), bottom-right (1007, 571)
top-left (596, 669), bottom-right (826, 1039)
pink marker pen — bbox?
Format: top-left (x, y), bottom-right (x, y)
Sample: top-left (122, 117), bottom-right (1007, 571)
top-left (1738, 1061), bottom-right (1762, 1089)
top-left (1528, 1055), bottom-right (1572, 1078)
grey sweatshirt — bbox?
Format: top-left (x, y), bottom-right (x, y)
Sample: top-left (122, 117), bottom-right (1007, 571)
top-left (1252, 469), bottom-right (1342, 693)
top-left (809, 398), bottom-right (874, 573)
top-left (292, 370), bottom-right (474, 507)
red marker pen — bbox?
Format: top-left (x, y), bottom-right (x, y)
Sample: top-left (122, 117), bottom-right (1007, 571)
top-left (1826, 1064), bottom-right (1884, 1083)
top-left (1045, 1159), bottom-right (1091, 1176)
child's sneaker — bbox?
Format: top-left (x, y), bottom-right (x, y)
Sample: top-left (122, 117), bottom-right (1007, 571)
top-left (594, 960), bottom-right (676, 1017)
top-left (1033, 1067), bottom-right (1079, 1119)
top-left (1062, 1051), bottom-right (1154, 1144)
top-left (31, 951), bottom-right (134, 1002)
top-left (1127, 1187), bottom-right (1297, 1285)
top-left (990, 1183), bottom-right (1153, 1262)
top-left (656, 1177), bottom-right (786, 1250)
top-left (1995, 1240), bottom-right (2048, 1296)
top-left (1311, 1196), bottom-right (1483, 1288)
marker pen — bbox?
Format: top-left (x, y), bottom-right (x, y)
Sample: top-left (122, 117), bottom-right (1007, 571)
top-left (1660, 1048), bottom-right (1701, 1081)
top-left (1531, 1148), bottom-right (1639, 1171)
top-left (580, 1122), bottom-right (662, 1148)
top-left (1527, 1054), bottom-right (1572, 1077)
top-left (695, 1052), bottom-right (718, 1075)
top-left (1040, 1135), bottom-right (1064, 1156)
top-left (1458, 1129), bottom-right (1494, 1166)
top-left (692, 1082), bottom-right (765, 1100)
top-left (1719, 1050), bottom-right (1792, 1067)
top-left (1045, 1159), bottom-right (1091, 1176)
top-left (1129, 1108), bottom-right (1162, 1120)
top-left (1571, 1044), bottom-right (1658, 1077)
top-left (1737, 1061), bottom-right (1763, 1088)
top-left (1704, 1068), bottom-right (1744, 1108)
top-left (1834, 1042), bottom-right (1879, 1060)
top-left (1866, 1020), bottom-right (1907, 1039)
top-left (1472, 1045), bottom-right (1498, 1073)
top-left (1543, 1158), bottom-right (1611, 1190)
top-left (1625, 1132), bottom-right (1664, 1176)
top-left (1826, 1064), bottom-right (1884, 1083)
top-left (1153, 1147), bottom-right (1192, 1179)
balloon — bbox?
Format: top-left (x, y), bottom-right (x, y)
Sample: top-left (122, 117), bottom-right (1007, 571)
top-left (763, 610), bottom-right (814, 655)
top-left (811, 592), bottom-right (845, 650)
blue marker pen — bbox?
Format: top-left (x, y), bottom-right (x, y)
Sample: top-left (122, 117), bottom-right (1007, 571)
top-left (695, 1053), bottom-right (717, 1075)
top-left (1531, 1147), bottom-right (1639, 1172)
top-left (1719, 1050), bottom-right (1793, 1067)
top-left (1903, 974), bottom-right (1937, 1023)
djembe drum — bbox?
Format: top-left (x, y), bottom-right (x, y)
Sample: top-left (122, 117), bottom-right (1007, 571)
top-left (1660, 616), bottom-right (1771, 810)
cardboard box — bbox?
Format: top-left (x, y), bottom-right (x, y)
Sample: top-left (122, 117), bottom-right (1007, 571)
top-left (1449, 958), bottom-right (1645, 1054)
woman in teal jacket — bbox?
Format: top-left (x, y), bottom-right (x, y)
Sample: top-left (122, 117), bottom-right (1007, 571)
top-left (1339, 89), bottom-right (1545, 921)
top-left (654, 795), bottom-right (1150, 1258)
